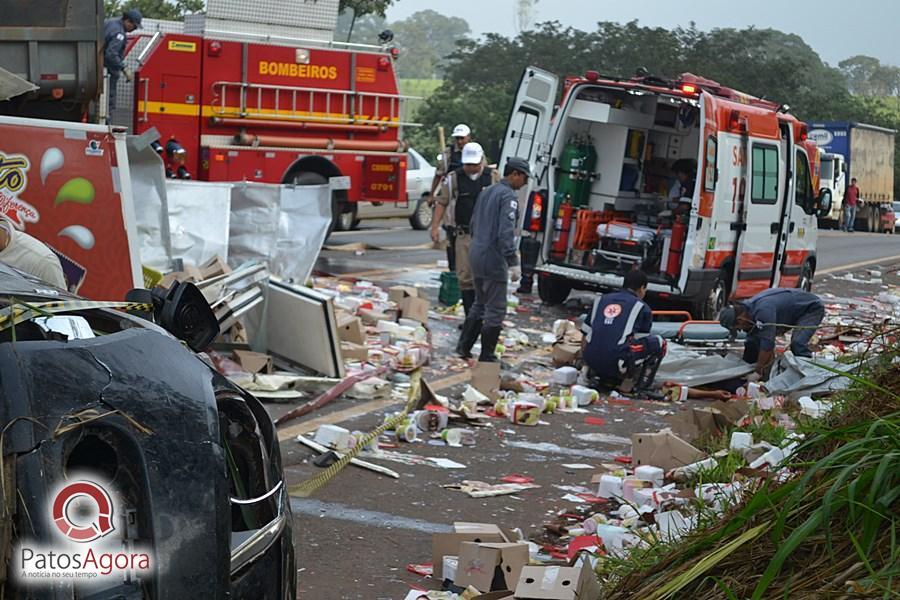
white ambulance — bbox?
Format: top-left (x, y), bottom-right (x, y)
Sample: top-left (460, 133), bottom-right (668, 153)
top-left (501, 68), bottom-right (832, 318)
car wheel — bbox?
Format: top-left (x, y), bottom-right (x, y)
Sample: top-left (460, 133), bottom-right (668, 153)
top-left (409, 196), bottom-right (433, 230)
top-left (537, 275), bottom-right (571, 305)
top-left (694, 273), bottom-right (728, 320)
top-left (798, 261), bottom-right (814, 292)
top-left (286, 171), bottom-right (344, 234)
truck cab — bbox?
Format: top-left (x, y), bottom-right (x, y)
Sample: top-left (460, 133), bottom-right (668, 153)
top-left (816, 151), bottom-right (846, 225)
top-left (504, 67), bottom-right (831, 318)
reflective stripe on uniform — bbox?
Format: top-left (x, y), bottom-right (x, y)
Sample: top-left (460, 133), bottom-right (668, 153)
top-left (617, 300), bottom-right (645, 345)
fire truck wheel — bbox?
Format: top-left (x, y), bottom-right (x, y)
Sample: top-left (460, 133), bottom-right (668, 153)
top-left (409, 196), bottom-right (433, 230)
top-left (798, 262), bottom-right (814, 292)
top-left (537, 276), bottom-right (571, 305)
top-left (695, 274), bottom-right (728, 320)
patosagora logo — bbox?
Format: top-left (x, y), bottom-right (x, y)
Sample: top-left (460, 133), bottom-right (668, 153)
top-left (52, 481), bottom-right (115, 543)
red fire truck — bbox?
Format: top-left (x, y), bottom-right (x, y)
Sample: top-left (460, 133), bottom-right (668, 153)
top-left (123, 18), bottom-right (413, 230)
top-left (504, 68), bottom-right (833, 318)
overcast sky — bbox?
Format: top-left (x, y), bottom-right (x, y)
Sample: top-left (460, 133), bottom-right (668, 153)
top-left (385, 0), bottom-right (899, 67)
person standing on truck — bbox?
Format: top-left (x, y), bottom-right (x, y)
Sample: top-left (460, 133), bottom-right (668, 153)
top-left (431, 124), bottom-right (472, 271)
top-left (455, 157), bottom-right (529, 362)
top-left (841, 177), bottom-right (860, 232)
top-left (580, 270), bottom-right (667, 392)
top-left (718, 288), bottom-right (825, 378)
top-left (0, 219), bottom-right (66, 289)
top-left (103, 9), bottom-right (142, 111)
top-left (431, 143), bottom-right (500, 318)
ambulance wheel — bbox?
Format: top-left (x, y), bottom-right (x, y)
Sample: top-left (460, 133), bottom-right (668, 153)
top-left (798, 261), bottom-right (814, 292)
top-left (695, 274), bottom-right (728, 320)
top-left (409, 196), bottom-right (433, 230)
top-left (538, 276), bottom-right (571, 305)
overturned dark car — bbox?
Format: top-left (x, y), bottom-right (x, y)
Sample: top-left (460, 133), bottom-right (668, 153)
top-left (0, 264), bottom-right (295, 598)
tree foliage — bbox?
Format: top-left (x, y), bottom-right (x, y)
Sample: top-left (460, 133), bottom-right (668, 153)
top-left (104, 0), bottom-right (203, 20)
top-left (409, 20), bottom-right (892, 164)
top-left (839, 55), bottom-right (900, 97)
top-left (338, 0), bottom-right (394, 19)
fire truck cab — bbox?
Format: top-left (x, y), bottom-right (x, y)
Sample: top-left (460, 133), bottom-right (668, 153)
top-left (116, 3), bottom-right (416, 230)
top-left (504, 67), bottom-right (833, 318)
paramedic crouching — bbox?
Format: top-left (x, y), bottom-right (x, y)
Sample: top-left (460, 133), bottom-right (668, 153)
top-left (581, 270), bottom-right (667, 392)
top-left (456, 157), bottom-right (530, 362)
top-left (718, 288), bottom-right (825, 378)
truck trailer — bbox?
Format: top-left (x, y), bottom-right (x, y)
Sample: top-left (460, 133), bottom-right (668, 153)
top-left (808, 121), bottom-right (895, 232)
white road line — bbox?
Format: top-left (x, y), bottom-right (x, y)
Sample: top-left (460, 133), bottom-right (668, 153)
top-left (820, 253), bottom-right (900, 275)
top-left (289, 498), bottom-right (452, 534)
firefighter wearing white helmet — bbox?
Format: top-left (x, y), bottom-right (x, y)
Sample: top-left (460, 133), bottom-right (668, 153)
top-left (430, 124), bottom-right (472, 271)
top-left (432, 142), bottom-right (501, 317)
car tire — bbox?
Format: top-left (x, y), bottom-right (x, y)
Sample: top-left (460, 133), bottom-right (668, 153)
top-left (798, 261), bottom-right (814, 292)
top-left (409, 196), bottom-right (433, 230)
top-left (538, 275), bottom-right (571, 305)
top-left (694, 272), bottom-right (728, 320)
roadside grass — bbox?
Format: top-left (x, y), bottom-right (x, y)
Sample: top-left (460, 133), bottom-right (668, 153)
top-left (599, 348), bottom-right (900, 599)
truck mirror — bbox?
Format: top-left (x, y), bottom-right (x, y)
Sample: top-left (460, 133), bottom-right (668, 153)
top-left (816, 188), bottom-right (833, 218)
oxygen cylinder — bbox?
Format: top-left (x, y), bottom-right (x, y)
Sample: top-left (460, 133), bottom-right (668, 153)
top-left (574, 139), bottom-right (597, 207)
top-left (556, 139), bottom-right (581, 202)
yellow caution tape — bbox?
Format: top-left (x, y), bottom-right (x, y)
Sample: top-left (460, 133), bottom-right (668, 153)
top-left (288, 368), bottom-right (422, 498)
top-left (0, 300), bottom-right (153, 333)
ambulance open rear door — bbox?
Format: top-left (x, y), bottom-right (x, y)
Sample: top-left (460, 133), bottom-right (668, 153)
top-left (498, 66), bottom-right (558, 196)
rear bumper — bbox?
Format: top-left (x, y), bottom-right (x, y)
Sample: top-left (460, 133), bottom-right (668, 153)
top-left (537, 263), bottom-right (721, 302)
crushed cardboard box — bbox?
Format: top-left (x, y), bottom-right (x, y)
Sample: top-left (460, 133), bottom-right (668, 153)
top-left (667, 400), bottom-right (749, 442)
top-left (232, 349), bottom-right (273, 374)
top-left (472, 361), bottom-right (501, 400)
top-left (340, 341), bottom-right (368, 362)
top-left (399, 296), bottom-right (430, 325)
top-left (336, 313), bottom-right (366, 345)
top-left (631, 430), bottom-right (705, 472)
top-left (456, 542), bottom-right (528, 593)
top-left (432, 523), bottom-right (508, 580)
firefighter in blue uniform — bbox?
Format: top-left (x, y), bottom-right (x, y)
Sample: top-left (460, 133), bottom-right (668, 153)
top-left (581, 270), bottom-right (667, 391)
top-left (103, 9), bottom-right (142, 111)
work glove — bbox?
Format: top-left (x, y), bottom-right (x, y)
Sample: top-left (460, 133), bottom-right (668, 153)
top-left (509, 266), bottom-right (522, 282)
top-left (430, 227), bottom-right (441, 245)
top-left (122, 68), bottom-right (134, 82)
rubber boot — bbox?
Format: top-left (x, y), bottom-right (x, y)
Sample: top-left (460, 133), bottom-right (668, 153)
top-left (478, 326), bottom-right (502, 362)
top-left (461, 289), bottom-right (475, 317)
top-left (456, 318), bottom-right (482, 359)
top-left (517, 274), bottom-right (534, 295)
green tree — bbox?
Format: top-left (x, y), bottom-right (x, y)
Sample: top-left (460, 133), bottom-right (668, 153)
top-left (391, 10), bottom-right (470, 79)
top-left (839, 55), bottom-right (900, 97)
top-left (104, 0), bottom-right (203, 20)
top-left (339, 0), bottom-right (394, 18)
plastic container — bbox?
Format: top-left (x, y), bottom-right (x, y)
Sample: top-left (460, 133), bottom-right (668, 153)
top-left (597, 474), bottom-right (624, 499)
top-left (634, 465), bottom-right (665, 487)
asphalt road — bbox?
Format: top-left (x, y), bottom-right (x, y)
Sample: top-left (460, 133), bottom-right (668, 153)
top-left (273, 220), bottom-right (900, 599)
top-left (324, 218), bottom-right (900, 276)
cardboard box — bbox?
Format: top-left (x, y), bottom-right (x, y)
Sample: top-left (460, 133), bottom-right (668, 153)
top-left (340, 341), bottom-right (368, 362)
top-left (232, 349), bottom-right (273, 374)
top-left (551, 342), bottom-right (581, 367)
top-left (432, 523), bottom-right (508, 580)
top-left (631, 431), bottom-right (705, 472)
top-left (337, 314), bottom-right (366, 344)
top-left (472, 361), bottom-right (501, 400)
top-left (389, 285), bottom-right (419, 303)
top-left (514, 560), bottom-right (601, 599)
top-left (399, 296), bottom-right (430, 324)
top-left (667, 400), bottom-right (749, 442)
top-left (474, 592), bottom-right (515, 599)
top-left (456, 542), bottom-right (529, 592)
top-left (199, 255), bottom-right (231, 280)
top-left (359, 308), bottom-right (392, 326)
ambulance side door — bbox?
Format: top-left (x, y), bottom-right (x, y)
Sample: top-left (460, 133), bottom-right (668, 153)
top-left (780, 147), bottom-right (817, 288)
top-left (733, 141), bottom-right (785, 297)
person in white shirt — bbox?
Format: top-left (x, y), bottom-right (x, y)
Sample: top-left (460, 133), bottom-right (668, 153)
top-left (0, 219), bottom-right (67, 288)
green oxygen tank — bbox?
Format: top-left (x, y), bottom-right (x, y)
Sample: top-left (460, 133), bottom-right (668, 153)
top-left (556, 137), bottom-right (583, 205)
top-left (574, 138), bottom-right (597, 207)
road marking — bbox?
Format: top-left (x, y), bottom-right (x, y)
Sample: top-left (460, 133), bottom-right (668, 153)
top-left (289, 498), bottom-right (452, 534)
top-left (819, 253), bottom-right (900, 275)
